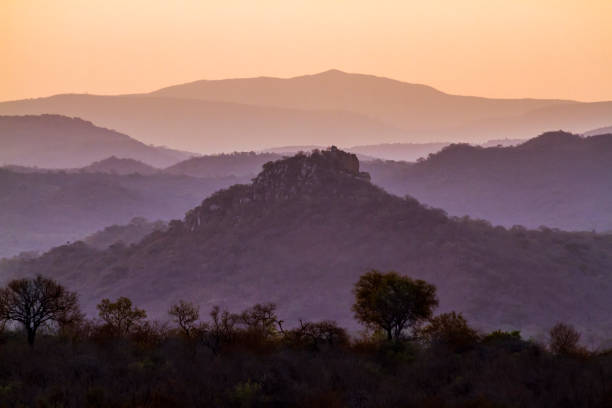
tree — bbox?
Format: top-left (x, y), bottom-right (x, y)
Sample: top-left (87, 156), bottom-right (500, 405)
top-left (418, 312), bottom-right (479, 352)
top-left (169, 300), bottom-right (200, 337)
top-left (0, 275), bottom-right (80, 346)
top-left (549, 322), bottom-right (585, 356)
top-left (283, 320), bottom-right (349, 351)
top-left (97, 297), bottom-right (146, 337)
top-left (200, 305), bottom-right (238, 354)
top-left (352, 270), bottom-right (438, 341)
top-left (239, 303), bottom-right (278, 339)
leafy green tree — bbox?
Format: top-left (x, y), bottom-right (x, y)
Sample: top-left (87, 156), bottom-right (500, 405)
top-left (0, 275), bottom-right (80, 346)
top-left (97, 297), bottom-right (146, 336)
top-left (352, 270), bottom-right (438, 341)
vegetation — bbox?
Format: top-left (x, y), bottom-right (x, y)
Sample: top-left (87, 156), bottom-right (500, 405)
top-left (0, 276), bottom-right (79, 346)
top-left (3, 147), bottom-right (612, 343)
top-left (368, 131), bottom-right (612, 231)
top-left (352, 270), bottom-right (438, 341)
top-left (0, 169), bottom-right (239, 258)
top-left (0, 272), bottom-right (609, 407)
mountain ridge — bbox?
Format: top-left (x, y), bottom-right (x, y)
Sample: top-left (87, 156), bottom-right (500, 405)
top-left (368, 131), bottom-right (612, 231)
top-left (2, 70), bottom-right (611, 151)
top-left (0, 114), bottom-right (194, 168)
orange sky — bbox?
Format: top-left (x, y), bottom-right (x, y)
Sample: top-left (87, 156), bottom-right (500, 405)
top-left (2, 0), bottom-right (611, 102)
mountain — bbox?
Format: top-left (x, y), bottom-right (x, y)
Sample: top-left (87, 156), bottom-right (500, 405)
top-left (367, 131), bottom-right (612, 232)
top-left (263, 145), bottom-right (323, 154)
top-left (151, 69), bottom-right (576, 132)
top-left (0, 94), bottom-right (407, 153)
top-left (164, 152), bottom-right (282, 178)
top-left (83, 217), bottom-right (168, 250)
top-left (80, 156), bottom-right (159, 175)
top-left (3, 147), bottom-right (612, 342)
top-left (480, 138), bottom-right (526, 147)
top-left (0, 169), bottom-right (242, 258)
top-left (348, 139), bottom-right (526, 162)
top-left (151, 69), bottom-right (612, 141)
top-left (583, 125), bottom-right (612, 137)
top-left (348, 142), bottom-right (449, 162)
top-left (0, 115), bottom-right (194, 168)
top-left (2, 71), bottom-right (612, 151)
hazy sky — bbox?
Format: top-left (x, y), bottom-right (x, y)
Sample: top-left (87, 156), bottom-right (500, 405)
top-left (2, 0), bottom-right (611, 102)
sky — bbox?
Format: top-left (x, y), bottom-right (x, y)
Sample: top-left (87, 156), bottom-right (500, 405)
top-left (2, 0), bottom-right (611, 102)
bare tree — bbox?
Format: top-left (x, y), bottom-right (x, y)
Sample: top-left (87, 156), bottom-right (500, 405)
top-left (169, 300), bottom-right (200, 337)
top-left (0, 275), bottom-right (80, 346)
top-left (201, 305), bottom-right (238, 355)
top-left (239, 303), bottom-right (278, 338)
top-left (549, 322), bottom-right (584, 356)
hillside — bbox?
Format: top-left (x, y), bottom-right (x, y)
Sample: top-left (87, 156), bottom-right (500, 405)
top-left (83, 217), bottom-right (168, 250)
top-left (0, 115), bottom-right (193, 168)
top-left (165, 152), bottom-right (281, 178)
top-left (0, 94), bottom-right (407, 152)
top-left (348, 142), bottom-right (449, 162)
top-left (81, 156), bottom-right (159, 175)
top-left (3, 148), bottom-right (612, 342)
top-left (368, 131), bottom-right (612, 232)
top-left (1, 71), bottom-right (612, 151)
top-left (0, 169), bottom-right (241, 258)
top-left (583, 125), bottom-right (612, 136)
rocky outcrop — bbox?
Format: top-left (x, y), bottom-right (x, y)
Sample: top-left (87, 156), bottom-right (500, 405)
top-left (184, 147), bottom-right (371, 231)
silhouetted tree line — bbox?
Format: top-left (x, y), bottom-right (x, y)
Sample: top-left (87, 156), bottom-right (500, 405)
top-left (0, 271), bottom-right (609, 407)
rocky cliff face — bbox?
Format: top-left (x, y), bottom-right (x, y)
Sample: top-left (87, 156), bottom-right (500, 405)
top-left (251, 146), bottom-right (369, 201)
top-left (184, 147), bottom-right (371, 231)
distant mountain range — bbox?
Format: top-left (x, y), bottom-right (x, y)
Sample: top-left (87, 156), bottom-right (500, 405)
top-left (69, 130), bottom-right (612, 232)
top-left (3, 148), bottom-right (612, 343)
top-left (0, 115), bottom-right (194, 168)
top-left (583, 126), bottom-right (612, 137)
top-left (1, 70), bottom-right (611, 151)
top-left (368, 131), bottom-right (612, 232)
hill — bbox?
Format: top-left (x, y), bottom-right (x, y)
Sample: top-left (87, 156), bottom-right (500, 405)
top-left (0, 169), bottom-right (241, 258)
top-left (83, 217), bottom-right (168, 250)
top-left (3, 147), bottom-right (612, 342)
top-left (151, 69), bottom-right (612, 142)
top-left (348, 142), bottom-right (449, 161)
top-left (0, 115), bottom-right (194, 168)
top-left (164, 152), bottom-right (282, 178)
top-left (368, 131), bottom-right (612, 231)
top-left (583, 125), bottom-right (612, 137)
top-left (151, 70), bottom-right (576, 133)
top-left (1, 71), bottom-right (612, 151)
top-left (0, 94), bottom-right (407, 153)
top-left (81, 156), bottom-right (159, 175)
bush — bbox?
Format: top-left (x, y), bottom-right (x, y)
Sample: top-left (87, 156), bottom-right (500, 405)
top-left (418, 312), bottom-right (480, 352)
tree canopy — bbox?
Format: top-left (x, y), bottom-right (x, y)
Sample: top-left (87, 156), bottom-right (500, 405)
top-left (0, 275), bottom-right (80, 346)
top-left (352, 270), bottom-right (438, 341)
